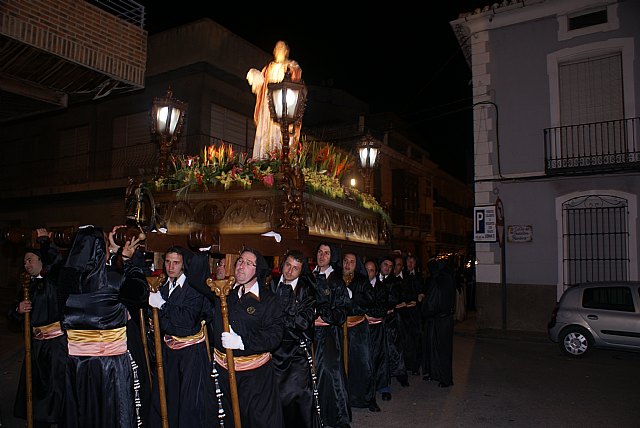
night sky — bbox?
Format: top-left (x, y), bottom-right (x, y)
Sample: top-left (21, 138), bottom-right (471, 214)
top-left (140, 2), bottom-right (490, 183)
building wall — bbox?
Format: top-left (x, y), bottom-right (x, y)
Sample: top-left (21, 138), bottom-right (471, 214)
top-left (146, 18), bottom-right (269, 82)
top-left (0, 0), bottom-right (147, 85)
top-left (453, 0), bottom-right (640, 331)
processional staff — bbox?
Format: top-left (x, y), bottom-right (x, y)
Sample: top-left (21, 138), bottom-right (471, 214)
top-left (147, 275), bottom-right (169, 428)
top-left (342, 274), bottom-right (353, 377)
top-left (21, 272), bottom-right (33, 428)
top-left (207, 276), bottom-right (242, 428)
top-left (139, 305), bottom-right (152, 383)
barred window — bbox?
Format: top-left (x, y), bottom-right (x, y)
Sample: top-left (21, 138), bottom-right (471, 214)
top-left (562, 194), bottom-right (629, 286)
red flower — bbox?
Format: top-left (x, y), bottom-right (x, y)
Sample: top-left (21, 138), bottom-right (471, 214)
top-left (262, 174), bottom-right (274, 187)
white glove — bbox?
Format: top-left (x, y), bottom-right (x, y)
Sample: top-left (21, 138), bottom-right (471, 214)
top-left (221, 326), bottom-right (245, 350)
top-left (149, 291), bottom-right (166, 309)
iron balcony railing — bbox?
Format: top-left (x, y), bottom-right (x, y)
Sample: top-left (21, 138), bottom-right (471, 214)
top-left (86, 0), bottom-right (145, 27)
top-left (544, 117), bottom-right (640, 175)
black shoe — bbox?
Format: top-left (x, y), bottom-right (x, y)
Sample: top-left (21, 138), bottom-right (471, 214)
top-left (398, 376), bottom-right (410, 387)
top-left (411, 370), bottom-right (420, 376)
top-left (368, 401), bottom-right (381, 412)
top-left (381, 392), bottom-right (392, 401)
top-left (423, 375), bottom-right (435, 382)
top-left (438, 381), bottom-right (453, 388)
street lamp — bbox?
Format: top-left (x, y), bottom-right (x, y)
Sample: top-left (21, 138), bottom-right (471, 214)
top-left (357, 133), bottom-right (380, 194)
top-left (150, 87), bottom-right (187, 177)
top-left (267, 70), bottom-right (308, 229)
top-left (267, 70), bottom-right (307, 171)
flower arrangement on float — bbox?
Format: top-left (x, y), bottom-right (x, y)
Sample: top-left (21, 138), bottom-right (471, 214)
top-left (153, 138), bottom-right (391, 224)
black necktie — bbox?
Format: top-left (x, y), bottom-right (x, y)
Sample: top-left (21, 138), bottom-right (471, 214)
top-left (278, 282), bottom-right (293, 306)
top-left (277, 281), bottom-right (288, 294)
top-left (238, 284), bottom-right (245, 299)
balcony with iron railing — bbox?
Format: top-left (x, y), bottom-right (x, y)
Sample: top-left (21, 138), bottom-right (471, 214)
top-left (86, 0), bottom-right (146, 27)
top-left (544, 117), bottom-right (640, 175)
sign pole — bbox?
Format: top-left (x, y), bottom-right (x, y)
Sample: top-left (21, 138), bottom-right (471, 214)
top-left (495, 198), bottom-right (506, 330)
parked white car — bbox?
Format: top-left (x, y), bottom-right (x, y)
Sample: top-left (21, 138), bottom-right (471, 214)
top-left (547, 282), bottom-right (640, 357)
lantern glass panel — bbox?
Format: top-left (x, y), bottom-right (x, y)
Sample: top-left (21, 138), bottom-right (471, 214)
top-left (169, 107), bottom-right (180, 134)
top-left (156, 106), bottom-right (169, 133)
top-left (272, 88), bottom-right (283, 118)
top-left (359, 147), bottom-right (379, 168)
top-left (368, 147), bottom-right (378, 165)
top-left (285, 88), bottom-right (299, 119)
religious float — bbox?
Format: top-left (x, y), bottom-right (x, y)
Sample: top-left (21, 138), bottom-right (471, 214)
top-left (126, 138), bottom-right (391, 267)
top-left (122, 60), bottom-right (392, 268)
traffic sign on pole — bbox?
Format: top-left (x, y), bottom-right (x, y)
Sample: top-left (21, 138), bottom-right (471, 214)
top-left (495, 197), bottom-right (505, 247)
top-left (474, 205), bottom-right (496, 242)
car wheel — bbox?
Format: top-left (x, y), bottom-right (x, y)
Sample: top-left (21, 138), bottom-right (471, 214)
top-left (559, 326), bottom-right (592, 357)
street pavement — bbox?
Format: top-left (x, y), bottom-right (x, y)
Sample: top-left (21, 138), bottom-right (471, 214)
top-left (1, 312), bottom-right (638, 427)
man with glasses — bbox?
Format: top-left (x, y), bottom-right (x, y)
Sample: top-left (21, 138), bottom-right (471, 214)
top-left (207, 248), bottom-right (285, 427)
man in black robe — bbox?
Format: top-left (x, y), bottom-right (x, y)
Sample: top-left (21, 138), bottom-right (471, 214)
top-left (270, 249), bottom-right (319, 428)
top-left (421, 257), bottom-right (456, 388)
top-left (397, 254), bottom-right (423, 376)
top-left (107, 227), bottom-right (152, 427)
top-left (204, 247), bottom-right (285, 428)
top-left (404, 255), bottom-right (425, 375)
top-left (313, 242), bottom-right (351, 428)
top-left (148, 246), bottom-right (217, 427)
top-left (9, 229), bottom-right (66, 427)
top-left (382, 256), bottom-right (409, 393)
top-left (364, 258), bottom-right (388, 411)
top-left (342, 251), bottom-right (376, 412)
top-left (391, 255), bottom-right (412, 382)
top-left (59, 225), bottom-right (149, 428)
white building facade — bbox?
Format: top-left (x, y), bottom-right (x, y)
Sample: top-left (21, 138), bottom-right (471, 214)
top-left (451, 0), bottom-right (640, 331)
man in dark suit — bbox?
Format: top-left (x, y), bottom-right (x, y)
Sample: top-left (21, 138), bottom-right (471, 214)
top-left (148, 246), bottom-right (217, 427)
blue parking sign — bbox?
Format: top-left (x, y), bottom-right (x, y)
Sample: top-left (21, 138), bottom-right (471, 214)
top-left (474, 206), bottom-right (497, 242)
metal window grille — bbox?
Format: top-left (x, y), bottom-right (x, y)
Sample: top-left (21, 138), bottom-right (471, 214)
top-left (562, 195), bottom-right (629, 286)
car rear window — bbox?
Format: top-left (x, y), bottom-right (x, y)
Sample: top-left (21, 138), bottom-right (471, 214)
top-left (582, 286), bottom-right (636, 312)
